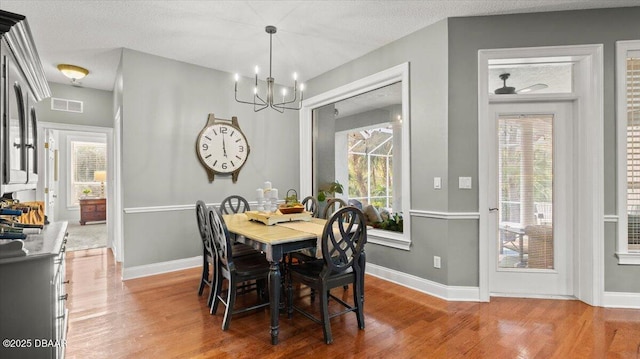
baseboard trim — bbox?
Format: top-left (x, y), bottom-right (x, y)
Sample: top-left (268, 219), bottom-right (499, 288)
top-left (603, 291), bottom-right (640, 309)
top-left (122, 256), bottom-right (201, 280)
top-left (366, 263), bottom-right (480, 301)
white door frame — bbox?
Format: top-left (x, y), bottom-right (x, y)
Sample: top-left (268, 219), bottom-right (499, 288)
top-left (38, 121), bottom-right (116, 255)
top-left (478, 45), bottom-right (604, 305)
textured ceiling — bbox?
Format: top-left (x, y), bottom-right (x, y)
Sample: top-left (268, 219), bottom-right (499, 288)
top-left (1, 0), bottom-right (638, 91)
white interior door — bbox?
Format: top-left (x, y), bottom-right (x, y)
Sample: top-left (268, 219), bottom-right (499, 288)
top-left (44, 129), bottom-right (58, 222)
top-left (488, 101), bottom-right (574, 297)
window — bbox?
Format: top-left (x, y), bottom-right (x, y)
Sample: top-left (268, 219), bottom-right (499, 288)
top-left (347, 125), bottom-right (394, 210)
top-left (617, 40), bottom-right (640, 264)
top-left (488, 62), bottom-right (574, 95)
top-left (69, 139), bottom-right (106, 206)
top-left (302, 63), bottom-right (410, 249)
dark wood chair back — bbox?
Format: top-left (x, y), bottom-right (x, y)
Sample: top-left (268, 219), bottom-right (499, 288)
top-left (196, 200), bottom-right (212, 252)
top-left (220, 195), bottom-right (250, 214)
top-left (208, 206), bottom-right (235, 272)
top-left (302, 195), bottom-right (319, 217)
top-left (322, 197), bottom-right (348, 219)
top-left (196, 200), bottom-right (214, 302)
top-left (321, 206), bottom-right (367, 276)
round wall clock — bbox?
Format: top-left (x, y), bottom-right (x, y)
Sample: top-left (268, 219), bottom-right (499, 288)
top-left (196, 113), bottom-right (250, 183)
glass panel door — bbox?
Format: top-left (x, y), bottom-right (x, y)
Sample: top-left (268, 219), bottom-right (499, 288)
top-left (498, 114), bottom-right (553, 269)
top-left (489, 101), bottom-right (573, 297)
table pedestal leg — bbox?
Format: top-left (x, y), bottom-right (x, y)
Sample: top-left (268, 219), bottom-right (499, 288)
top-left (269, 261), bottom-right (281, 345)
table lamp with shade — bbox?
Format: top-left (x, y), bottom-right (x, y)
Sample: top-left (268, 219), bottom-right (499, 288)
top-left (93, 170), bottom-right (106, 198)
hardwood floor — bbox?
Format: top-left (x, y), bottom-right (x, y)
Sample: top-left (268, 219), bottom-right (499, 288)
top-left (65, 248), bottom-right (640, 358)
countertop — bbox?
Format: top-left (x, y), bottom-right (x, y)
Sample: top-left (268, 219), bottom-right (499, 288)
top-left (0, 221), bottom-right (68, 264)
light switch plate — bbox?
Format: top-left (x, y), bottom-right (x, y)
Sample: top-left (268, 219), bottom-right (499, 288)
top-left (434, 177), bottom-right (441, 189)
top-left (459, 176), bottom-right (472, 189)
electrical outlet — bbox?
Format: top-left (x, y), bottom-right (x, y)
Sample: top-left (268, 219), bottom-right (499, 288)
top-left (434, 256), bottom-right (441, 269)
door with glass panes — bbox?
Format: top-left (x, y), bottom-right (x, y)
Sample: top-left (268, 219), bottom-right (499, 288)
top-left (488, 101), bottom-right (574, 296)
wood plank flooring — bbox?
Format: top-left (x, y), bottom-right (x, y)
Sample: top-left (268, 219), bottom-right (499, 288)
top-left (64, 248), bottom-right (640, 358)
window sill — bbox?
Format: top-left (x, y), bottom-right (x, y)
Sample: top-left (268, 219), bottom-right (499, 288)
top-left (615, 252), bottom-right (640, 265)
top-left (367, 228), bottom-right (411, 250)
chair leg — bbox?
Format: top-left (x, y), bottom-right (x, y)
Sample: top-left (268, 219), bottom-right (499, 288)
top-left (198, 255), bottom-right (208, 296)
top-left (222, 277), bottom-right (237, 331)
top-left (210, 267), bottom-right (223, 315)
top-left (320, 288), bottom-right (332, 344)
top-left (354, 279), bottom-right (365, 330)
top-left (359, 252), bottom-right (366, 303)
top-left (287, 275), bottom-right (293, 319)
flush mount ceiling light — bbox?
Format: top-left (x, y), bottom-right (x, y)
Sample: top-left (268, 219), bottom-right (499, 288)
top-left (57, 64), bottom-right (89, 83)
top-left (234, 25), bottom-right (303, 113)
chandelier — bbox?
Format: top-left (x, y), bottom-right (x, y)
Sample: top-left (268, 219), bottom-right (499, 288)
top-left (234, 25), bottom-right (304, 113)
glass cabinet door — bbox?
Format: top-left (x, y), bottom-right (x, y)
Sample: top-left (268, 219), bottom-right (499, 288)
top-left (26, 92), bottom-right (38, 184)
top-left (3, 50), bottom-right (28, 185)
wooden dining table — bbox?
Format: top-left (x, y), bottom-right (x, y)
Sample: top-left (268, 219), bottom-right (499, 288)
top-left (222, 213), bottom-right (327, 345)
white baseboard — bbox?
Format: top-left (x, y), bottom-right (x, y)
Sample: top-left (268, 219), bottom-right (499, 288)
top-left (366, 263), bottom-right (480, 301)
top-left (120, 258), bottom-right (639, 309)
top-left (122, 256), bottom-right (201, 280)
top-left (603, 291), bottom-right (640, 309)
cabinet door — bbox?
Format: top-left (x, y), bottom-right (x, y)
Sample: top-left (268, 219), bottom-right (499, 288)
top-left (26, 91), bottom-right (38, 184)
top-left (3, 48), bottom-right (28, 185)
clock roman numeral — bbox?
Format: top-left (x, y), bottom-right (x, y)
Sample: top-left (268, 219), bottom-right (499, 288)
top-left (205, 154), bottom-right (212, 159)
top-left (213, 160), bottom-right (217, 167)
top-left (230, 130), bottom-right (235, 137)
top-left (235, 139), bottom-right (241, 143)
top-left (212, 129), bottom-right (217, 136)
top-left (204, 135), bottom-right (211, 141)
top-left (235, 155), bottom-right (241, 160)
top-left (230, 160), bottom-right (235, 167)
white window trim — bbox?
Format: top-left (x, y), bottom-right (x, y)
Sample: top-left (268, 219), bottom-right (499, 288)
top-left (616, 40), bottom-right (640, 265)
top-left (299, 63), bottom-right (411, 250)
top-left (66, 133), bottom-right (107, 209)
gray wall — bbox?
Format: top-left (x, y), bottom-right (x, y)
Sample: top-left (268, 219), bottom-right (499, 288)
top-left (31, 82), bottom-right (113, 222)
top-left (313, 104), bottom-right (337, 195)
top-left (119, 49), bottom-right (299, 268)
top-left (447, 7), bottom-right (640, 291)
top-left (36, 82), bottom-right (113, 128)
top-left (306, 7), bottom-right (640, 291)
top-left (307, 19), bottom-right (453, 284)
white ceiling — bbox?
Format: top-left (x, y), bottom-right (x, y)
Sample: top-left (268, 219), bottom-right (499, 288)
top-left (2, 0), bottom-right (638, 91)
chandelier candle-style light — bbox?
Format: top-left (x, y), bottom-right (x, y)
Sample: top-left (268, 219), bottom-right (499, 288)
top-left (234, 25), bottom-right (304, 112)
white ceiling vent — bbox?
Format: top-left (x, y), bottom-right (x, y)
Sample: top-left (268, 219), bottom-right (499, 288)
top-left (51, 97), bottom-right (83, 113)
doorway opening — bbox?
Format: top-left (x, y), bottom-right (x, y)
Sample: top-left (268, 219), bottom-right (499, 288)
top-left (478, 45), bottom-right (604, 305)
top-left (38, 122), bottom-right (114, 253)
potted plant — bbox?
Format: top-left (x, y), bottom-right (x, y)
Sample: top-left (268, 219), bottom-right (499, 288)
top-left (317, 180), bottom-right (343, 202)
top-left (82, 188), bottom-right (92, 198)
top-left (373, 212), bottom-right (404, 233)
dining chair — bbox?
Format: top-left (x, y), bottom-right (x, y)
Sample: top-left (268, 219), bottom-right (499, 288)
top-left (208, 206), bottom-right (271, 330)
top-left (219, 194), bottom-right (252, 244)
top-left (195, 200), bottom-right (214, 300)
top-left (219, 195), bottom-right (250, 214)
top-left (196, 200), bottom-right (263, 308)
top-left (288, 206), bottom-right (367, 344)
top-left (321, 197), bottom-right (348, 219)
top-left (302, 195), bottom-right (319, 217)
top-left (347, 198), bottom-right (363, 210)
